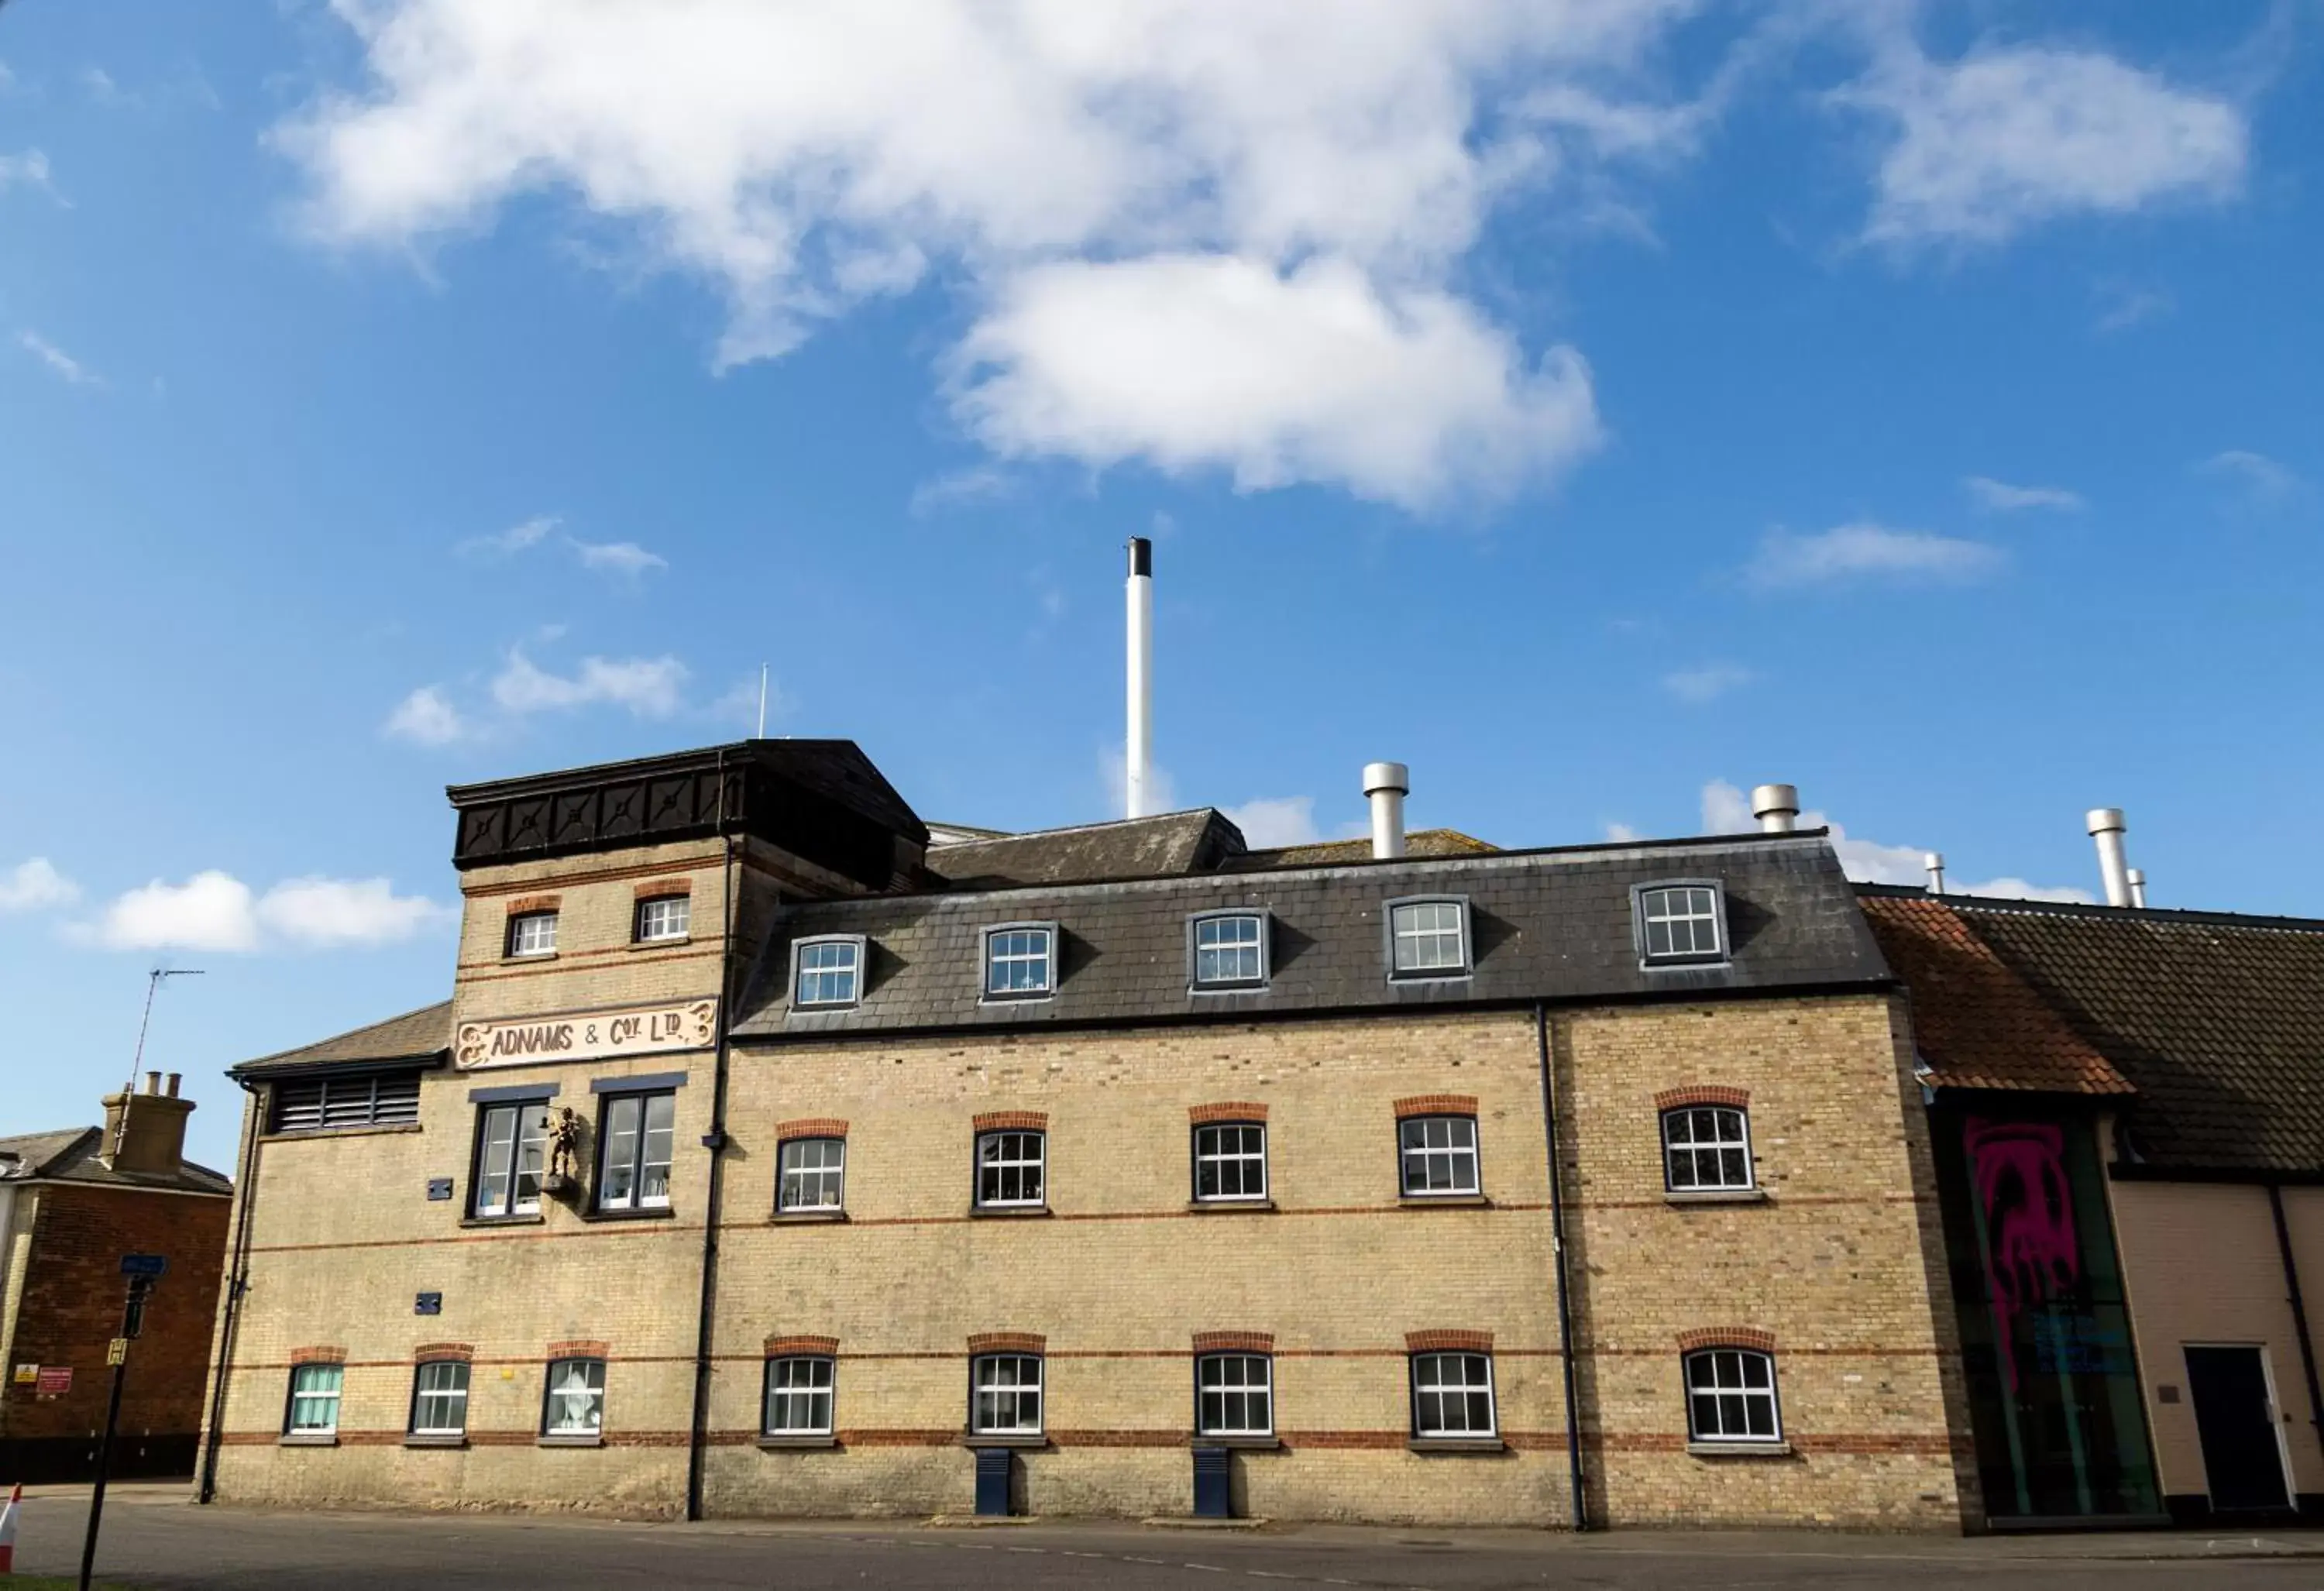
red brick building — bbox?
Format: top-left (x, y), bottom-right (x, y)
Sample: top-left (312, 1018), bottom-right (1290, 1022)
top-left (0, 1074), bottom-right (232, 1482)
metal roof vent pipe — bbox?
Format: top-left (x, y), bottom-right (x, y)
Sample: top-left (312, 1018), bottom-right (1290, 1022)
top-left (1750, 784), bottom-right (1800, 833)
top-left (1924, 853), bottom-right (1946, 895)
top-left (2126, 868), bottom-right (2148, 909)
top-left (1124, 536), bottom-right (1153, 820)
top-left (1363, 762), bottom-right (1410, 860)
top-left (2086, 808), bottom-right (2133, 907)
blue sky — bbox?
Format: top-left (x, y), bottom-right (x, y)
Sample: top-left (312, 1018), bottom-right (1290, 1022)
top-left (2, 2), bottom-right (2317, 1168)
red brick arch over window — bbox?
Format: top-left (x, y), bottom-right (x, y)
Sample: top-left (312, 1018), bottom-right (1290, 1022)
top-left (1393, 1094), bottom-right (1478, 1121)
top-left (1189, 1101), bottom-right (1268, 1125)
top-left (1192, 1331), bottom-right (1274, 1354)
top-left (634, 878), bottom-right (693, 898)
top-left (765, 1335), bottom-right (840, 1357)
top-left (505, 895), bottom-right (561, 916)
top-left (1404, 1329), bottom-right (1493, 1354)
top-left (775, 1118), bottom-right (848, 1141)
top-left (547, 1339), bottom-right (610, 1359)
top-left (289, 1345), bottom-right (346, 1366)
top-left (413, 1342), bottom-right (474, 1363)
top-left (1677, 1327), bottom-right (1776, 1355)
top-left (968, 1332), bottom-right (1046, 1356)
top-left (972, 1112), bottom-right (1048, 1133)
top-left (1655, 1085), bottom-right (1750, 1112)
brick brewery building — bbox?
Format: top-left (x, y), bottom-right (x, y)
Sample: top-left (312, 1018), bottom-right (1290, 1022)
top-left (2, 1075), bottom-right (231, 1481)
top-left (197, 736), bottom-right (1985, 1529)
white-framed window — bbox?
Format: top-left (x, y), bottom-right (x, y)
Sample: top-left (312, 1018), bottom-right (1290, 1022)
top-left (1193, 1122), bottom-right (1267, 1202)
top-left (1399, 1115), bottom-right (1480, 1197)
top-left (1191, 911), bottom-right (1267, 988)
top-left (1635, 883), bottom-right (1725, 964)
top-left (286, 1363), bottom-right (342, 1435)
top-left (596, 1091), bottom-right (676, 1211)
top-left (1387, 899), bottom-right (1469, 978)
top-left (542, 1357), bottom-right (606, 1436)
top-left (506, 910), bottom-right (558, 958)
top-left (1662, 1106), bottom-right (1753, 1191)
top-left (635, 895), bottom-right (690, 943)
top-left (976, 1130), bottom-right (1046, 1208)
top-left (472, 1101), bottom-right (551, 1218)
top-left (410, 1360), bottom-right (469, 1437)
top-left (778, 1137), bottom-right (847, 1211)
top-left (793, 936), bottom-right (864, 1007)
top-left (971, 1353), bottom-right (1043, 1436)
top-left (1410, 1352), bottom-right (1496, 1438)
top-left (763, 1356), bottom-right (835, 1436)
top-left (982, 924), bottom-right (1056, 998)
top-left (1196, 1353), bottom-right (1274, 1437)
top-left (1684, 1348), bottom-right (1781, 1443)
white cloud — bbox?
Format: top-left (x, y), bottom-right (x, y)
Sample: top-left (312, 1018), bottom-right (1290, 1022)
top-left (1662, 662), bottom-right (1752, 705)
top-left (1844, 43), bottom-right (2245, 248)
top-left (1223, 796), bottom-right (1324, 849)
top-left (1603, 821), bottom-right (1643, 844)
top-left (457, 517), bottom-right (666, 578)
top-left (83, 871), bottom-right (449, 951)
top-left (491, 649), bottom-right (689, 718)
top-left (0, 857), bottom-right (80, 912)
top-left (2202, 448), bottom-right (2302, 507)
top-left (1965, 476), bottom-right (2084, 514)
top-left (2093, 284), bottom-right (2171, 335)
top-left (19, 331), bottom-right (100, 387)
top-left (953, 254), bottom-right (1600, 511)
top-left (909, 466), bottom-right (1013, 517)
top-left (571, 539), bottom-right (668, 579)
top-left (1745, 521), bottom-right (2003, 589)
top-left (1698, 780), bottom-right (2090, 901)
top-left (456, 515), bottom-right (558, 558)
top-left (0, 149), bottom-right (53, 197)
top-left (382, 685), bottom-right (474, 747)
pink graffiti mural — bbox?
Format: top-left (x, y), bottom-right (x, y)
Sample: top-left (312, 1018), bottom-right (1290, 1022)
top-left (1964, 1117), bottom-right (2080, 1390)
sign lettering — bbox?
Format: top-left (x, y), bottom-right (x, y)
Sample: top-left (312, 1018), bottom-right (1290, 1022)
top-left (456, 999), bottom-right (717, 1070)
top-left (36, 1366), bottom-right (71, 1396)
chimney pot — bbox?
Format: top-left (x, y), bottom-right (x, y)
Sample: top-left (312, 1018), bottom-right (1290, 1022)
top-left (2085, 807), bottom-right (2133, 907)
top-left (1924, 852), bottom-right (1946, 895)
top-left (1363, 762), bottom-right (1410, 861)
top-left (2126, 868), bottom-right (2147, 909)
top-left (144, 1070), bottom-right (161, 1095)
top-left (1750, 783), bottom-right (1800, 833)
top-left (165, 1071), bottom-right (181, 1098)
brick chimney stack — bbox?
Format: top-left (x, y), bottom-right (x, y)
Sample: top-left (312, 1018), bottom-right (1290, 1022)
top-left (101, 1071), bottom-right (196, 1174)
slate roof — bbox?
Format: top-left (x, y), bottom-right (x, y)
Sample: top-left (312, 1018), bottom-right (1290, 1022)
top-left (232, 1001), bottom-right (454, 1078)
top-left (921, 809), bottom-right (1250, 888)
top-left (0, 1126), bottom-right (231, 1196)
top-left (737, 830), bottom-right (1889, 1040)
top-left (1860, 886), bottom-right (2324, 1175)
top-left (1231, 829), bottom-right (1500, 870)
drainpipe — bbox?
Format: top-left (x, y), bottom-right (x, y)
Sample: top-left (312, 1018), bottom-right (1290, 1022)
top-left (1535, 1002), bottom-right (1588, 1530)
top-left (198, 1077), bottom-right (264, 1503)
top-left (2268, 1186), bottom-right (2324, 1465)
top-left (686, 752), bottom-right (741, 1521)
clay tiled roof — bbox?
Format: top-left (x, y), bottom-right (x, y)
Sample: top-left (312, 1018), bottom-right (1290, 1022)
top-left (232, 1001), bottom-right (453, 1077)
top-left (1857, 894), bottom-right (2133, 1096)
top-left (0, 1126), bottom-right (231, 1196)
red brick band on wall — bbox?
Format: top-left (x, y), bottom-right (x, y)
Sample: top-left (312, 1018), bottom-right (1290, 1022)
top-left (968, 1332), bottom-right (1046, 1355)
top-left (1655, 1084), bottom-right (1751, 1112)
top-left (413, 1342), bottom-right (474, 1362)
top-left (1188, 1101), bottom-right (1269, 1125)
top-left (1393, 1094), bottom-right (1477, 1120)
top-left (972, 1111), bottom-right (1048, 1133)
top-left (1404, 1329), bottom-right (1492, 1354)
top-left (506, 895), bottom-right (562, 916)
top-left (634, 878), bottom-right (693, 898)
top-left (547, 1339), bottom-right (610, 1359)
top-left (775, 1118), bottom-right (848, 1140)
top-left (289, 1345), bottom-right (346, 1366)
top-left (1676, 1326), bottom-right (1777, 1355)
top-left (1191, 1331), bottom-right (1274, 1354)
top-left (765, 1335), bottom-right (840, 1357)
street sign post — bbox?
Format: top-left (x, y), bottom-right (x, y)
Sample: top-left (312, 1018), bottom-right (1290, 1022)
top-left (79, 1259), bottom-right (162, 1591)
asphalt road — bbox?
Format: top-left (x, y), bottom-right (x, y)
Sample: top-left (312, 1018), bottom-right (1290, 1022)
top-left (12, 1486), bottom-right (2324, 1589)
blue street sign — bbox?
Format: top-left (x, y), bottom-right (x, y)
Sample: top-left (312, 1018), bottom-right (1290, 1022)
top-left (120, 1253), bottom-right (167, 1278)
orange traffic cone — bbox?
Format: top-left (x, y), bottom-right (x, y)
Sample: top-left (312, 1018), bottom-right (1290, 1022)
top-left (0, 1481), bottom-right (19, 1573)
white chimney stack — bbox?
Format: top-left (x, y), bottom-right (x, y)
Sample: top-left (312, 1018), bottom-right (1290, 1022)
top-left (2126, 868), bottom-right (2147, 909)
top-left (1750, 783), bottom-right (1800, 833)
top-left (2086, 808), bottom-right (2133, 907)
top-left (1924, 853), bottom-right (1946, 895)
top-left (1363, 762), bottom-right (1410, 860)
top-left (1125, 537), bottom-right (1153, 820)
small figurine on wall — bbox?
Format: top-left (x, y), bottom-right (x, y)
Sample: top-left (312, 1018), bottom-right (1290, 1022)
top-left (543, 1106), bottom-right (586, 1195)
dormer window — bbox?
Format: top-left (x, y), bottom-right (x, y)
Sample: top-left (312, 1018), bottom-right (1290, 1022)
top-left (792, 936), bottom-right (865, 1009)
top-left (1635, 882), bottom-right (1727, 967)
top-left (1386, 897), bottom-right (1470, 980)
top-left (506, 910), bottom-right (557, 959)
top-left (1190, 911), bottom-right (1268, 990)
top-left (982, 924), bottom-right (1057, 1000)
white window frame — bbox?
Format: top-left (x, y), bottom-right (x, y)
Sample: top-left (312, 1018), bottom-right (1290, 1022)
top-left (541, 1356), bottom-right (607, 1437)
top-left (792, 934), bottom-right (866, 1009)
top-left (777, 1136), bottom-right (847, 1212)
top-left (1683, 1348), bottom-right (1783, 1444)
top-left (1410, 1352), bottom-right (1497, 1438)
top-left (596, 1090), bottom-right (676, 1212)
top-left (1196, 1352), bottom-right (1274, 1438)
top-left (1192, 1121), bottom-right (1268, 1203)
top-left (1188, 909), bottom-right (1269, 991)
top-left (286, 1362), bottom-right (342, 1435)
top-left (981, 923), bottom-right (1058, 1001)
top-left (1398, 1114), bottom-right (1481, 1198)
top-left (763, 1356), bottom-right (836, 1437)
top-left (410, 1359), bottom-right (470, 1438)
top-left (634, 894), bottom-right (690, 944)
top-left (1662, 1105), bottom-right (1755, 1192)
top-left (472, 1101), bottom-right (551, 1218)
top-left (975, 1130), bottom-right (1047, 1208)
top-left (1633, 881), bottom-right (1728, 967)
top-left (1385, 896), bottom-right (1471, 981)
top-left (970, 1353), bottom-right (1044, 1437)
top-left (506, 910), bottom-right (558, 959)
